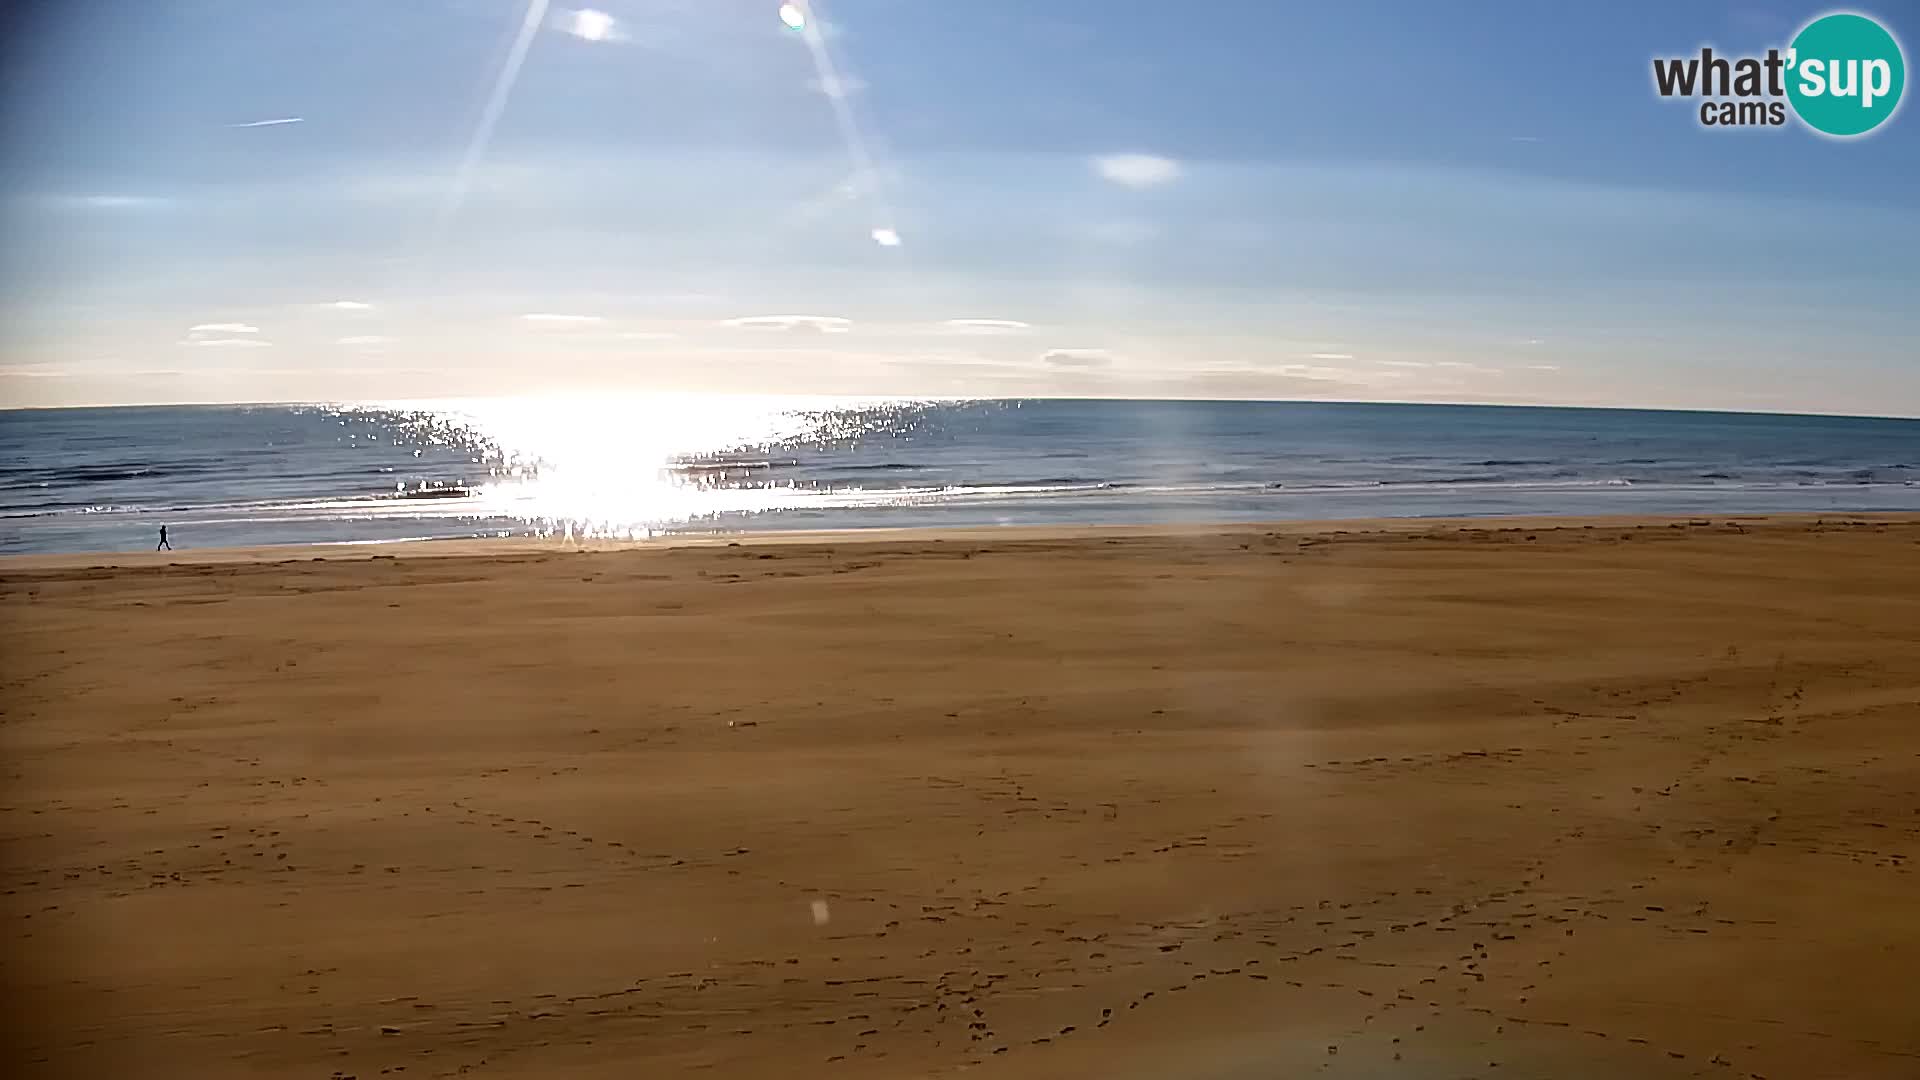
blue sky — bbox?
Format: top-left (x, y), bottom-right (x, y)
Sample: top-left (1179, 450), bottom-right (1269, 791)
top-left (1, 0), bottom-right (1916, 412)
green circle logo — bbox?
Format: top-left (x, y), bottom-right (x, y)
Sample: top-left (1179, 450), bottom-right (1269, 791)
top-left (1786, 13), bottom-right (1906, 136)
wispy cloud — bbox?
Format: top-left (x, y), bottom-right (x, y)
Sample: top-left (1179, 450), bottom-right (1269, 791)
top-left (1266, 362), bottom-right (1362, 381)
top-left (0, 364), bottom-right (80, 378)
top-left (1525, 363), bottom-right (1562, 372)
top-left (324, 300), bottom-right (375, 311)
top-left (941, 318), bottom-right (1032, 335)
top-left (520, 313), bottom-right (607, 326)
top-left (227, 117), bottom-right (304, 128)
top-left (178, 323), bottom-right (270, 348)
top-left (3, 364), bottom-right (184, 379)
top-left (1435, 360), bottom-right (1500, 375)
top-left (45, 194), bottom-right (168, 211)
top-left (1377, 359), bottom-right (1431, 368)
top-left (179, 337), bottom-right (273, 348)
top-left (722, 315), bottom-right (853, 333)
top-left (336, 335), bottom-right (394, 346)
top-left (1040, 348), bottom-right (1113, 368)
top-left (618, 331), bottom-right (679, 341)
top-left (1093, 153), bottom-right (1182, 188)
top-left (1306, 352), bottom-right (1355, 361)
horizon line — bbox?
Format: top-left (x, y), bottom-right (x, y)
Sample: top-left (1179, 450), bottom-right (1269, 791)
top-left (2, 394), bottom-right (1915, 424)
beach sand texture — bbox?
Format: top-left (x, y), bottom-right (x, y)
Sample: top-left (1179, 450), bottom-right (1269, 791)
top-left (3, 516), bottom-right (1919, 1078)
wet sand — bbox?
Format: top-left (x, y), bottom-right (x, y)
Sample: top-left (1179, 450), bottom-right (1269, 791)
top-left (4, 515), bottom-right (1919, 1078)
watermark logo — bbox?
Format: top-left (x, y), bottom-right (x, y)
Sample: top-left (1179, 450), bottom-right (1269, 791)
top-left (1652, 10), bottom-right (1905, 137)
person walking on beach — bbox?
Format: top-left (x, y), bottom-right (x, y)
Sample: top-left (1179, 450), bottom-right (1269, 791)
top-left (156, 525), bottom-right (172, 551)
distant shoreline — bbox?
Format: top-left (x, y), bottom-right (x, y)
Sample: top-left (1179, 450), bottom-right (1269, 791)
top-left (3, 396), bottom-right (1919, 423)
top-left (6, 510), bottom-right (1917, 570)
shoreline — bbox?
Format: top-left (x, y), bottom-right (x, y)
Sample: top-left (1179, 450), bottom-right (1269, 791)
top-left (6, 509), bottom-right (1919, 571)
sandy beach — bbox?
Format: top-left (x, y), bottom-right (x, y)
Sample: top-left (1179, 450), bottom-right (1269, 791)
top-left (3, 514), bottom-right (1918, 1079)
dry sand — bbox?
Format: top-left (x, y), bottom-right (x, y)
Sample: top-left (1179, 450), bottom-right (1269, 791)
top-left (3, 515), bottom-right (1919, 1079)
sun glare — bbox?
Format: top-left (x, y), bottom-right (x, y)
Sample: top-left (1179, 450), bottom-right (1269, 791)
top-left (368, 394), bottom-right (931, 540)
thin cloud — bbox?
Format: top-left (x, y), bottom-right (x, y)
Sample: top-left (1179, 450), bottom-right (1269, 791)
top-left (1306, 352), bottom-right (1355, 360)
top-left (722, 315), bottom-right (853, 334)
top-left (227, 117), bottom-right (304, 128)
top-left (336, 335), bottom-right (395, 346)
top-left (187, 322), bottom-right (260, 335)
top-left (1267, 362), bottom-right (1361, 381)
top-left (1040, 348), bottom-right (1113, 368)
top-left (48, 194), bottom-right (168, 210)
top-left (1377, 359), bottom-right (1430, 368)
top-left (1526, 364), bottom-right (1562, 372)
top-left (179, 337), bottom-right (273, 348)
top-left (618, 331), bottom-right (679, 341)
top-left (520, 313), bottom-right (607, 326)
top-left (1093, 153), bottom-right (1182, 188)
top-left (941, 319), bottom-right (1032, 335)
top-left (325, 300), bottom-right (375, 311)
top-left (3, 364), bottom-right (184, 378)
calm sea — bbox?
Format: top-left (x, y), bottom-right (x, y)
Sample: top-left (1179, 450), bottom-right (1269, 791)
top-left (2, 397), bottom-right (1916, 554)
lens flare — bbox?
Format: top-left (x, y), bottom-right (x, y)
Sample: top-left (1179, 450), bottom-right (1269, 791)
top-left (437, 0), bottom-right (551, 236)
top-left (782, 2), bottom-right (900, 252)
top-left (568, 8), bottom-right (614, 41)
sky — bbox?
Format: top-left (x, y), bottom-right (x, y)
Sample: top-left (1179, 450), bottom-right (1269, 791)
top-left (1, 0), bottom-right (1916, 413)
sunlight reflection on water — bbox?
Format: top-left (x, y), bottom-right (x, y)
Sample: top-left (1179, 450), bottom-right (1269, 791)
top-left (363, 394), bottom-right (947, 539)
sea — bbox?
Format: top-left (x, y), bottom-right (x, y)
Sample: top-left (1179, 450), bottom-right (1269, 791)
top-left (2, 397), bottom-right (1917, 555)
